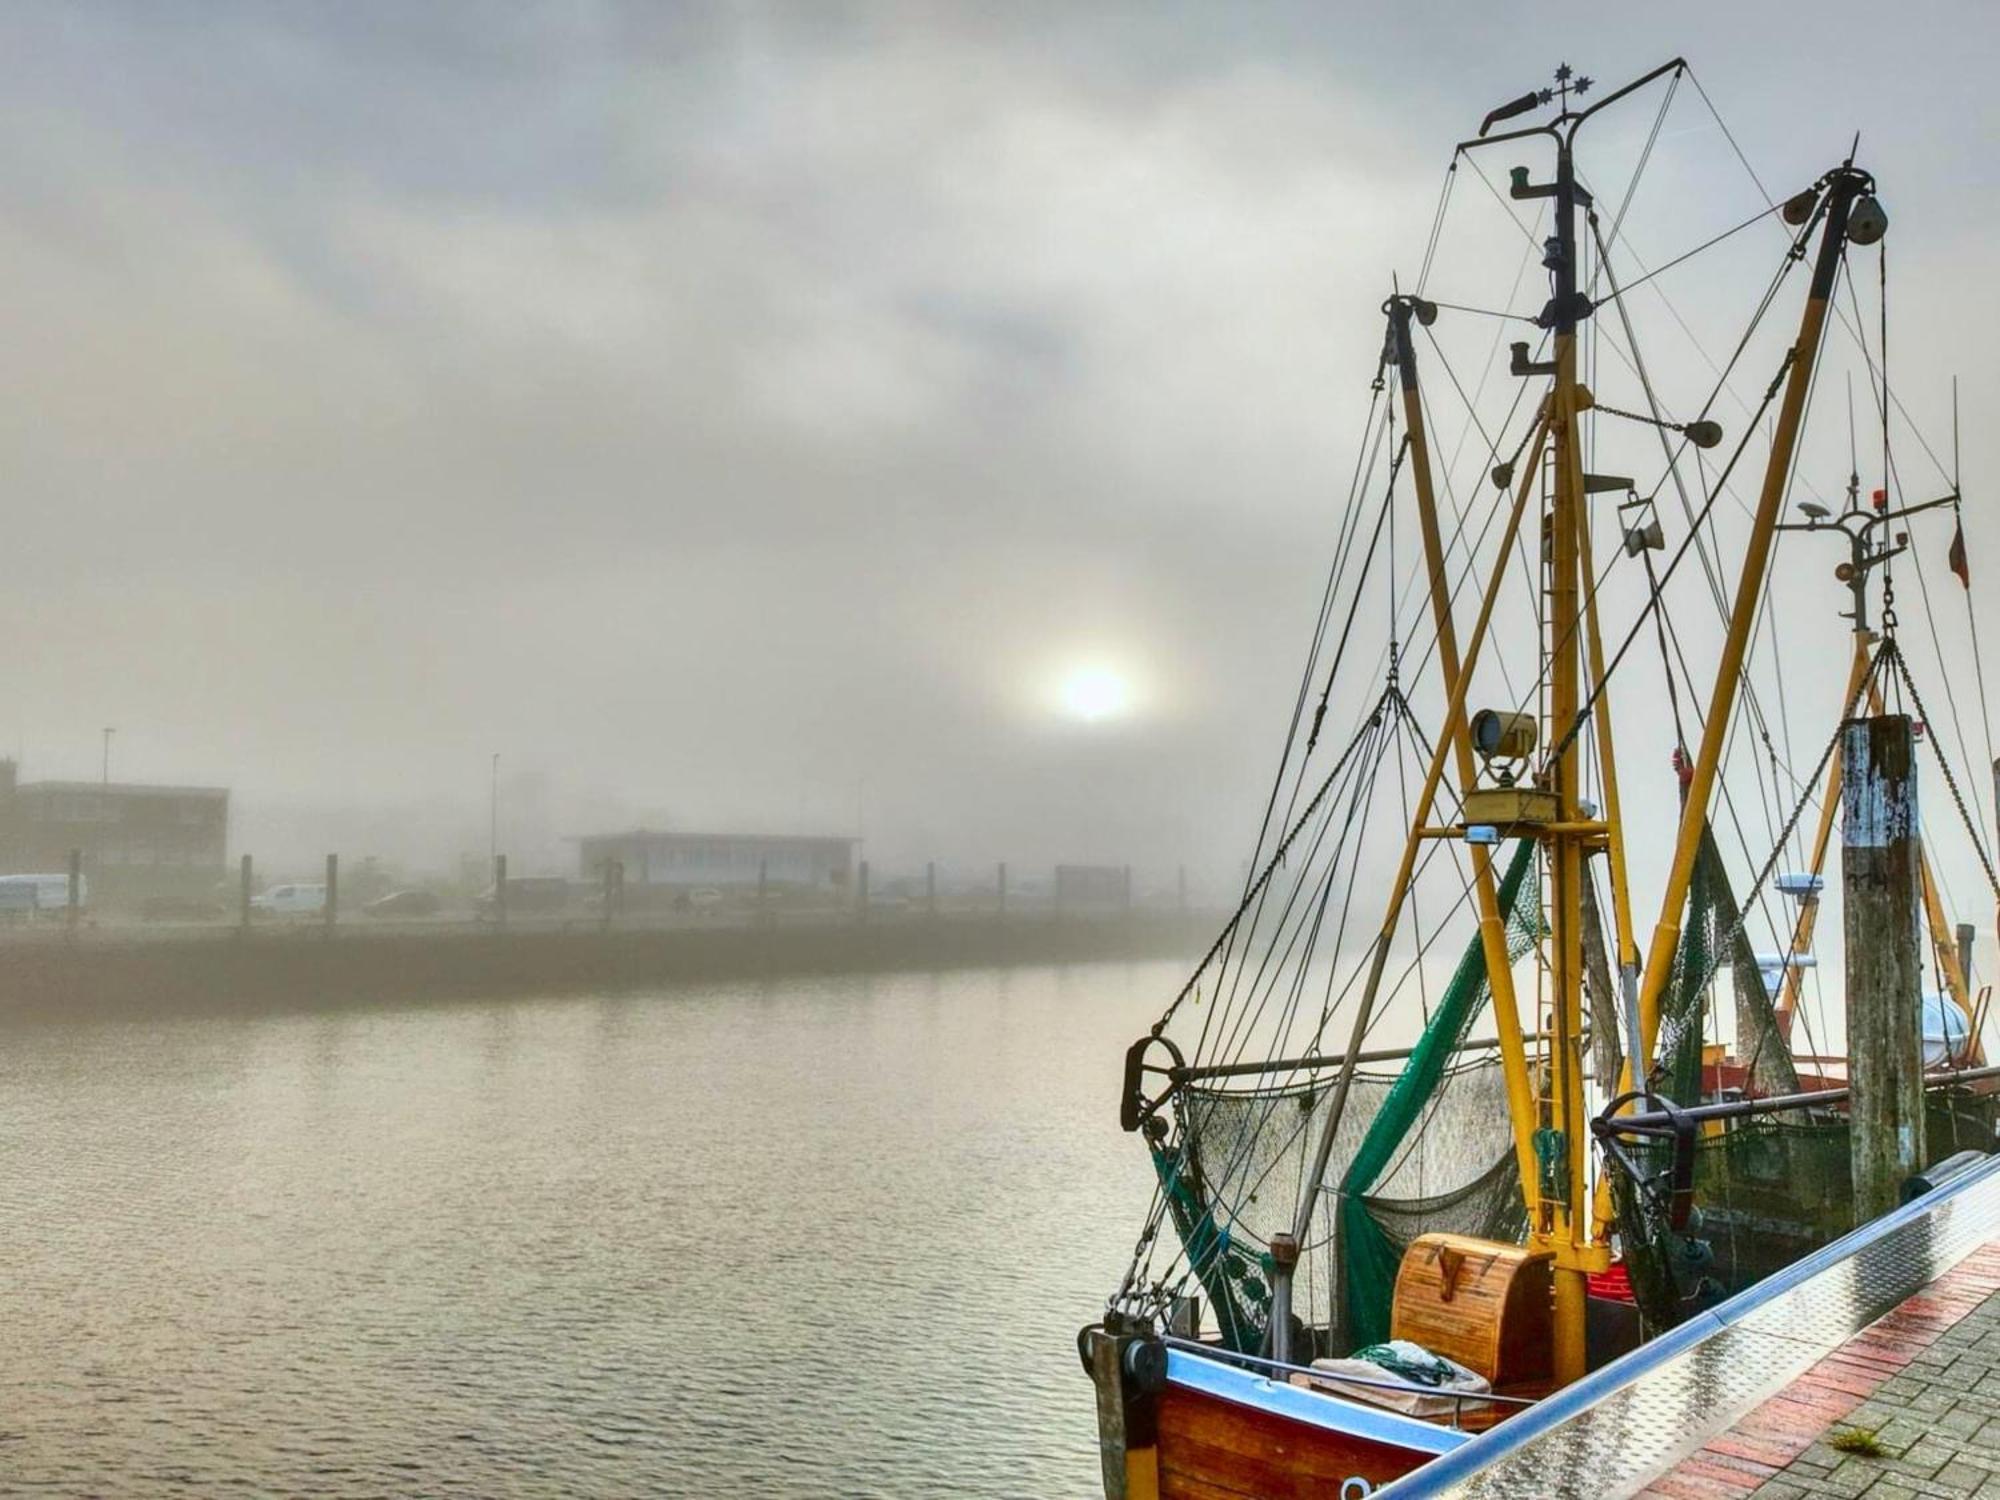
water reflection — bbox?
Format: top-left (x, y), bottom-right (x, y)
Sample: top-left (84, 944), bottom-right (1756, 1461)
top-left (0, 964), bottom-right (1170, 1496)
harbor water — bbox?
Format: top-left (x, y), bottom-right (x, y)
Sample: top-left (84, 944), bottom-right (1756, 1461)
top-left (0, 963), bottom-right (1171, 1496)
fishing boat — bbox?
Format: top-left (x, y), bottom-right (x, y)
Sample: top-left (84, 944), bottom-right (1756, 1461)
top-left (1080, 59), bottom-right (2000, 1498)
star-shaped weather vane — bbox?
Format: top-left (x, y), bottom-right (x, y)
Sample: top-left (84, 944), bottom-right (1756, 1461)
top-left (1539, 62), bottom-right (1594, 111)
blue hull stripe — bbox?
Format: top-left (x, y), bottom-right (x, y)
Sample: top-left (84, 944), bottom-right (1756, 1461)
top-left (1165, 1348), bottom-right (1471, 1458)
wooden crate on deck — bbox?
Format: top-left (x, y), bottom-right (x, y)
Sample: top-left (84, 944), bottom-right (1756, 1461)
top-left (1391, 1232), bottom-right (1553, 1386)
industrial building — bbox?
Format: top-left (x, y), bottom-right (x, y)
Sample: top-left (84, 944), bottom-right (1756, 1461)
top-left (0, 760), bottom-right (229, 896)
top-left (576, 830), bottom-right (854, 890)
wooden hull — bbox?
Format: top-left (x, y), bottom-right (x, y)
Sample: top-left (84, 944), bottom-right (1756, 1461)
top-left (1155, 1381), bottom-right (1440, 1498)
top-left (1088, 1340), bottom-right (1465, 1500)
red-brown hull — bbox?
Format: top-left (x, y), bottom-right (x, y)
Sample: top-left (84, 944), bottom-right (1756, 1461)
top-left (1155, 1381), bottom-right (1436, 1498)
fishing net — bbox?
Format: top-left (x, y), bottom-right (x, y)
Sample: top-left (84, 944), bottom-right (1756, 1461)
top-left (1151, 840), bottom-right (1541, 1353)
top-left (1617, 1096), bottom-right (1997, 1322)
top-left (1616, 821), bottom-right (1997, 1328)
top-left (1338, 837), bottom-right (1542, 1346)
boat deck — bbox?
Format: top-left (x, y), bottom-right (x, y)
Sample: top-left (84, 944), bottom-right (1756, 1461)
top-left (1379, 1154), bottom-right (2000, 1497)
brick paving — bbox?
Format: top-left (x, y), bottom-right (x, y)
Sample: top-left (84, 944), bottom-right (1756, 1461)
top-left (1637, 1242), bottom-right (2000, 1498)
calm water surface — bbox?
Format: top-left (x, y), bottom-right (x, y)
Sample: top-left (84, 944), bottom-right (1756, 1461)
top-left (0, 963), bottom-right (1173, 1496)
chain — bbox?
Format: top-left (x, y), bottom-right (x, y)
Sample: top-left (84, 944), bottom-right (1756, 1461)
top-left (1592, 400), bottom-right (1684, 432)
top-left (1887, 644), bottom-right (2000, 900)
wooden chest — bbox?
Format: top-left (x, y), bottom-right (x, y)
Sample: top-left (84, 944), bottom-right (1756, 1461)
top-left (1390, 1232), bottom-right (1553, 1386)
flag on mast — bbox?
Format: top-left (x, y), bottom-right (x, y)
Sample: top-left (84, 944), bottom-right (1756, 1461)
top-left (1949, 513), bottom-right (1971, 589)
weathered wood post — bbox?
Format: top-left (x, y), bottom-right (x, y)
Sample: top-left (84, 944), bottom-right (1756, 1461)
top-left (1844, 714), bottom-right (1926, 1224)
top-left (757, 859), bottom-right (768, 927)
top-left (494, 853), bottom-right (507, 928)
top-left (325, 853), bottom-right (338, 931)
top-left (857, 859), bottom-right (870, 922)
top-left (66, 848), bottom-right (81, 933)
top-left (997, 860), bottom-right (1007, 921)
top-left (926, 860), bottom-right (937, 919)
top-left (240, 854), bottom-right (253, 931)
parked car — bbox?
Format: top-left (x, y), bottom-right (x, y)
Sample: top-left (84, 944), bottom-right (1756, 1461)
top-left (363, 889), bottom-right (442, 919)
top-left (250, 882), bottom-right (327, 916)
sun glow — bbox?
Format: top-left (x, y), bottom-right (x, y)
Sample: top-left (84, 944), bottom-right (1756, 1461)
top-left (1058, 663), bottom-right (1133, 723)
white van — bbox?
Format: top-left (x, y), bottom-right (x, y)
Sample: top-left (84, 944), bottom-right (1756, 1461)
top-left (251, 882), bottom-right (327, 916)
top-left (0, 872), bottom-right (86, 917)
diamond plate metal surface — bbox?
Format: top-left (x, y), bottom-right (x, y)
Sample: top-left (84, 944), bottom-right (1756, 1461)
top-left (1388, 1163), bottom-right (2000, 1499)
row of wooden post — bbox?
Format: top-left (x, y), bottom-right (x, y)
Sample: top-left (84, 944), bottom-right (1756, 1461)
top-left (56, 851), bottom-right (1191, 934)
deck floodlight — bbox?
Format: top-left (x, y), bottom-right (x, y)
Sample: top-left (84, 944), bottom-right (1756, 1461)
top-left (1847, 195), bottom-right (1888, 246)
top-left (1412, 297), bottom-right (1439, 327)
top-left (1465, 824), bottom-right (1501, 846)
top-left (1781, 188), bottom-right (1819, 226)
top-left (1684, 419), bottom-right (1724, 450)
top-left (1471, 709), bottom-right (1538, 764)
top-left (1623, 519), bottom-right (1665, 556)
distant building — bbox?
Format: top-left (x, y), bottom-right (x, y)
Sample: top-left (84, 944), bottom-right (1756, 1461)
top-left (576, 829), bottom-right (855, 890)
top-left (0, 760), bottom-right (228, 895)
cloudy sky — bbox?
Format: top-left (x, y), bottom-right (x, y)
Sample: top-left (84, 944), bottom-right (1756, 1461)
top-left (0, 2), bottom-right (1995, 884)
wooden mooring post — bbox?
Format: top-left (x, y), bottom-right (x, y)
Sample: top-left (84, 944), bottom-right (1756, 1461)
top-left (1843, 714), bottom-right (1925, 1224)
top-left (240, 853), bottom-right (253, 932)
top-left (325, 853), bottom-right (338, 932)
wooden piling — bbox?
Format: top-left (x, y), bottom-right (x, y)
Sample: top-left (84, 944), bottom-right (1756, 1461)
top-left (1843, 715), bottom-right (1925, 1224)
top-left (857, 859), bottom-right (870, 922)
top-left (66, 848), bottom-right (80, 933)
top-left (240, 853), bottom-right (253, 932)
top-left (927, 860), bottom-right (937, 919)
top-left (494, 854), bottom-right (507, 928)
top-left (325, 853), bottom-right (338, 931)
top-left (998, 861), bottom-right (1007, 920)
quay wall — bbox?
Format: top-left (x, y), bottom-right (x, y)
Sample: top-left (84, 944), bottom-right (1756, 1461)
top-left (0, 913), bottom-right (1213, 1017)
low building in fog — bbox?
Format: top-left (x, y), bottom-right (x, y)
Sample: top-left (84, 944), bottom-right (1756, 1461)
top-left (0, 759), bottom-right (228, 895)
top-left (576, 829), bottom-right (855, 890)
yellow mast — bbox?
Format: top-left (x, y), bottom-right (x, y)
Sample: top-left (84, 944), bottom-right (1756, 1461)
top-left (1390, 295), bottom-right (1546, 1216)
top-left (1631, 168), bottom-right (1872, 1078)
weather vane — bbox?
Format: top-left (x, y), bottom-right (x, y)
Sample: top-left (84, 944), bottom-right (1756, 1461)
top-left (1542, 62), bottom-right (1593, 112)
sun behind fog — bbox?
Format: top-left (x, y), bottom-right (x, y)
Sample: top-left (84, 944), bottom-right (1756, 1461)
top-left (1059, 663), bottom-right (1133, 723)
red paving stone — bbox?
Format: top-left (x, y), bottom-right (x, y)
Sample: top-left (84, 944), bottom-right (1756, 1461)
top-left (1640, 1246), bottom-right (2000, 1496)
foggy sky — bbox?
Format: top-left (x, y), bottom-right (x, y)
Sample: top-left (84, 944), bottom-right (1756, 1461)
top-left (1, 2), bottom-right (1997, 883)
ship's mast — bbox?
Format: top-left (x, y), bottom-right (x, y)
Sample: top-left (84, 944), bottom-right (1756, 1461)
top-left (1486, 63), bottom-right (1611, 1385)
